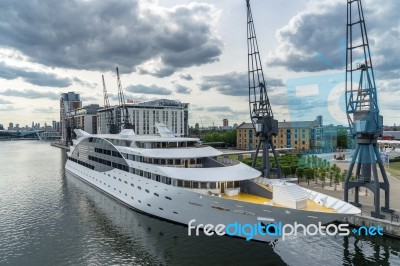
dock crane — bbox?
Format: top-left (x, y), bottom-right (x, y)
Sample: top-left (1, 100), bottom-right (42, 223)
top-left (343, 0), bottom-right (392, 218)
top-left (102, 75), bottom-right (119, 134)
top-left (246, 0), bottom-right (281, 178)
top-left (116, 67), bottom-right (134, 130)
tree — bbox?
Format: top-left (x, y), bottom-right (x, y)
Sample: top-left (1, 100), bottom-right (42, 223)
top-left (314, 168), bottom-right (320, 184)
top-left (320, 168), bottom-right (327, 188)
top-left (337, 129), bottom-right (349, 149)
top-left (282, 165), bottom-right (291, 178)
top-left (334, 170), bottom-right (341, 191)
top-left (296, 167), bottom-right (304, 184)
top-left (304, 168), bottom-right (314, 186)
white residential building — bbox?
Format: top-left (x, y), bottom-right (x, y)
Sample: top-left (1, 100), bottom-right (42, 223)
top-left (97, 99), bottom-right (189, 136)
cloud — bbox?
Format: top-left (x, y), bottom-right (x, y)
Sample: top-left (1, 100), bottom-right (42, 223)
top-left (206, 106), bottom-right (233, 113)
top-left (0, 99), bottom-right (12, 104)
top-left (80, 95), bottom-right (99, 102)
top-left (126, 84), bottom-right (172, 95)
top-left (33, 107), bottom-right (56, 113)
top-left (72, 77), bottom-right (97, 89)
top-left (0, 1), bottom-right (223, 77)
top-left (0, 89), bottom-right (60, 100)
top-left (178, 73), bottom-right (193, 81)
top-left (175, 84), bottom-right (191, 94)
top-left (0, 62), bottom-right (72, 87)
top-left (0, 106), bottom-right (22, 112)
top-left (268, 0), bottom-right (400, 74)
top-left (200, 72), bottom-right (284, 96)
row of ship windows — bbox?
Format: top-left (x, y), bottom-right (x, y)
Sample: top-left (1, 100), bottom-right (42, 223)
top-left (94, 148), bottom-right (123, 158)
top-left (122, 154), bottom-right (201, 166)
top-left (88, 155), bottom-right (129, 171)
top-left (71, 156), bottom-right (238, 190)
top-left (69, 157), bottom-right (95, 170)
top-left (92, 146), bottom-right (201, 166)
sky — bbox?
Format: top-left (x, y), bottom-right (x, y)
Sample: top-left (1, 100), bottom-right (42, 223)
top-left (0, 0), bottom-right (399, 128)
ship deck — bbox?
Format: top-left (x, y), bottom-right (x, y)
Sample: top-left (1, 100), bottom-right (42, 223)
top-left (221, 192), bottom-right (336, 213)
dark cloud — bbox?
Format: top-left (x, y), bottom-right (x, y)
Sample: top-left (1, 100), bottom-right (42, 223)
top-left (0, 1), bottom-right (222, 77)
top-left (200, 72), bottom-right (284, 96)
top-left (175, 84), bottom-right (191, 94)
top-left (268, 0), bottom-right (400, 75)
top-left (0, 99), bottom-right (12, 104)
top-left (126, 84), bottom-right (172, 95)
top-left (178, 73), bottom-right (193, 81)
top-left (0, 89), bottom-right (60, 100)
top-left (0, 62), bottom-right (71, 87)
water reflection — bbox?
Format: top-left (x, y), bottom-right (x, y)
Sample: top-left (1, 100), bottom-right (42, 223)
top-left (0, 141), bottom-right (399, 266)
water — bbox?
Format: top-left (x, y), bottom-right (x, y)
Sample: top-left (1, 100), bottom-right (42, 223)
top-left (0, 141), bottom-right (399, 265)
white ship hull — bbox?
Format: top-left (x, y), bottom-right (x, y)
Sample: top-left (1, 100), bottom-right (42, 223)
top-left (66, 160), bottom-right (356, 242)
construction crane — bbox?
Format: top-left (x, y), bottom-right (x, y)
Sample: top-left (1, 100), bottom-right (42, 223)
top-left (102, 75), bottom-right (119, 134)
top-left (343, 0), bottom-right (392, 218)
top-left (246, 0), bottom-right (281, 178)
top-left (116, 67), bottom-right (134, 130)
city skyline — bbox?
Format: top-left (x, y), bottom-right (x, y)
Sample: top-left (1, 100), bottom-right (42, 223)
top-left (0, 0), bottom-right (399, 127)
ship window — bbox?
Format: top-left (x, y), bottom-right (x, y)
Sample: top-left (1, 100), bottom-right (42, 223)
top-left (138, 200), bottom-right (141, 203)
top-left (159, 207), bottom-right (163, 210)
top-left (175, 159), bottom-right (181, 165)
top-left (154, 193), bottom-right (159, 197)
top-left (173, 211), bottom-right (178, 214)
top-left (131, 196), bottom-right (134, 199)
top-left (154, 158), bottom-right (159, 164)
top-left (124, 181), bottom-right (127, 184)
top-left (125, 193), bottom-right (127, 196)
top-left (209, 182), bottom-right (217, 189)
top-left (113, 176), bottom-right (116, 179)
top-left (165, 196), bottom-right (172, 200)
top-left (190, 159), bottom-right (196, 164)
top-left (168, 159), bottom-right (173, 165)
top-left (145, 189), bottom-right (149, 193)
top-left (183, 181), bottom-right (191, 188)
top-left (119, 178), bottom-right (121, 181)
top-left (131, 183), bottom-right (134, 187)
top-left (147, 204), bottom-right (151, 207)
top-left (177, 180), bottom-right (183, 187)
top-left (200, 182), bottom-right (208, 189)
top-left (138, 186), bottom-right (142, 190)
top-left (160, 159), bottom-right (166, 165)
top-left (192, 182), bottom-right (199, 189)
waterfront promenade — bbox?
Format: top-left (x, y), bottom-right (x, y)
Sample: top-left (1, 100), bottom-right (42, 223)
top-left (298, 159), bottom-right (400, 237)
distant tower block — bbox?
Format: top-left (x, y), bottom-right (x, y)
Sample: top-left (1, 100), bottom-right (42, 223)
top-left (223, 119), bottom-right (229, 127)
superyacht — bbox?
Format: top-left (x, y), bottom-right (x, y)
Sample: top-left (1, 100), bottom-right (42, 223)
top-left (65, 124), bottom-right (360, 241)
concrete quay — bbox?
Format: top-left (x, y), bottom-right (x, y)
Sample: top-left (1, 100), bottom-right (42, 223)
top-left (51, 142), bottom-right (70, 151)
top-left (298, 160), bottom-right (400, 238)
